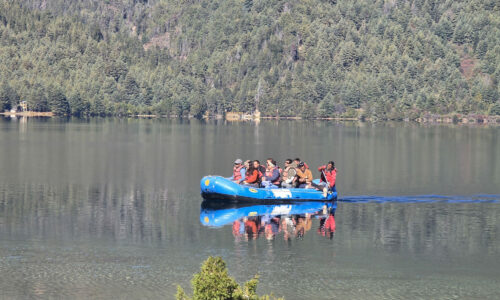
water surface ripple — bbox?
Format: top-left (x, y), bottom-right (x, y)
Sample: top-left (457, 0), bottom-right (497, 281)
top-left (340, 194), bottom-right (500, 203)
top-left (1, 118), bottom-right (499, 299)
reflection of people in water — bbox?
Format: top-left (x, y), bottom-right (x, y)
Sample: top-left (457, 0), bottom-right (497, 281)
top-left (262, 216), bottom-right (281, 240)
top-left (244, 217), bottom-right (260, 240)
top-left (232, 220), bottom-right (245, 237)
top-left (231, 210), bottom-right (335, 241)
top-left (282, 217), bottom-right (292, 241)
top-left (210, 202), bottom-right (336, 241)
top-left (234, 216), bottom-right (283, 240)
top-left (317, 212), bottom-right (336, 239)
top-left (293, 214), bottom-right (313, 238)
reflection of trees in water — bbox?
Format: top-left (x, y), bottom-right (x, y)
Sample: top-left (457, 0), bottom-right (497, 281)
top-left (0, 183), bottom-right (171, 244)
top-left (338, 203), bottom-right (500, 255)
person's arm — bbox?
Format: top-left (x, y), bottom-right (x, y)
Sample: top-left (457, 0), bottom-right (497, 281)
top-left (318, 165), bottom-right (328, 182)
top-left (287, 169), bottom-right (297, 183)
top-left (239, 168), bottom-right (246, 183)
top-left (305, 170), bottom-right (313, 183)
top-left (269, 168), bottom-right (280, 182)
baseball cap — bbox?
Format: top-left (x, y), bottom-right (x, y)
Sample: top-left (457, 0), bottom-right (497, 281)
top-left (234, 159), bottom-right (243, 164)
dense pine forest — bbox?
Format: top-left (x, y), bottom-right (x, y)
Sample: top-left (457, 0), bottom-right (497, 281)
top-left (0, 0), bottom-right (499, 119)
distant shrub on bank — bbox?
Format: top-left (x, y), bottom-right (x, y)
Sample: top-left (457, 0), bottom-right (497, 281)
top-left (176, 256), bottom-right (283, 300)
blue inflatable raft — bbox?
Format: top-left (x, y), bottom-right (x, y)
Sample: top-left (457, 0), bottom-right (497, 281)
top-left (200, 176), bottom-right (337, 203)
top-left (200, 201), bottom-right (337, 227)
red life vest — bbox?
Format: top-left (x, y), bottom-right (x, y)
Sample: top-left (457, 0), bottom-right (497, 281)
top-left (265, 167), bottom-right (281, 185)
top-left (233, 165), bottom-right (243, 181)
top-left (265, 168), bottom-right (273, 178)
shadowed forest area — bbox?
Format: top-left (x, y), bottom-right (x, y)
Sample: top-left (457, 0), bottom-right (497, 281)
top-left (0, 0), bottom-right (499, 119)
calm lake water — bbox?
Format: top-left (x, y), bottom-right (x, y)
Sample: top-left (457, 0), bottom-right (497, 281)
top-left (1, 117), bottom-right (499, 299)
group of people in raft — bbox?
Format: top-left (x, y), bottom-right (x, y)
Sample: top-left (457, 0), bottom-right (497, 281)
top-left (228, 157), bottom-right (336, 196)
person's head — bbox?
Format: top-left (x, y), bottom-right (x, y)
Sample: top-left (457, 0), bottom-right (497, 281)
top-left (266, 159), bottom-right (275, 169)
top-left (285, 158), bottom-right (292, 166)
top-left (234, 158), bottom-right (242, 166)
top-left (327, 161), bottom-right (335, 170)
top-left (294, 158), bottom-right (301, 164)
top-left (253, 160), bottom-right (260, 168)
top-left (298, 162), bottom-right (306, 171)
top-left (247, 161), bottom-right (255, 172)
top-left (243, 160), bottom-right (251, 169)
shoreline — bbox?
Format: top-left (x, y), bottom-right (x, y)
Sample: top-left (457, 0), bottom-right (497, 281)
top-left (2, 111), bottom-right (499, 125)
top-left (1, 111), bottom-right (54, 117)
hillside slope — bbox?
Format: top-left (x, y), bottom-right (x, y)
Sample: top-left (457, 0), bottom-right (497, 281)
top-left (0, 0), bottom-right (499, 118)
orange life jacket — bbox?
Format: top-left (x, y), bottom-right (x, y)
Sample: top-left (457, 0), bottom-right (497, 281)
top-left (246, 169), bottom-right (260, 184)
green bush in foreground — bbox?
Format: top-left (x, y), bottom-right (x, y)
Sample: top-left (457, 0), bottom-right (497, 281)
top-left (176, 256), bottom-right (283, 300)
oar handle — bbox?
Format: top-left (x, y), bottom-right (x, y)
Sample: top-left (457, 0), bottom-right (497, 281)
top-left (321, 169), bottom-right (331, 189)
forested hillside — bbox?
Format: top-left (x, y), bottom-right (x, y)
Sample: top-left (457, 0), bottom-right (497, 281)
top-left (0, 0), bottom-right (499, 118)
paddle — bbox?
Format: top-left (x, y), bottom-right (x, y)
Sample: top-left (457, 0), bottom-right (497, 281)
top-left (321, 169), bottom-right (332, 197)
top-left (321, 169), bottom-right (331, 186)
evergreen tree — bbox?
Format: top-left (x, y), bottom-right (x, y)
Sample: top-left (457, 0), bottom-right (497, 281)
top-left (69, 92), bottom-right (90, 117)
top-left (0, 82), bottom-right (12, 111)
top-left (0, 0), bottom-right (498, 119)
top-left (47, 86), bottom-right (70, 116)
top-left (176, 256), bottom-right (280, 300)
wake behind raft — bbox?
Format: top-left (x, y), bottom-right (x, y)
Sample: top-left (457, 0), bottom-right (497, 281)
top-left (200, 176), bottom-right (338, 204)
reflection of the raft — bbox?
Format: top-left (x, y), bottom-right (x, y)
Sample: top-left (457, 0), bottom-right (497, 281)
top-left (200, 200), bottom-right (337, 240)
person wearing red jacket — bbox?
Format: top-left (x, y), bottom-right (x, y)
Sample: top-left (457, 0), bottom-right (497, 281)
top-left (316, 161), bottom-right (337, 196)
top-left (242, 161), bottom-right (262, 187)
top-left (318, 161), bottom-right (336, 188)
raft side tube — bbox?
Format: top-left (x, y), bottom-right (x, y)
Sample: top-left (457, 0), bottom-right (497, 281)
top-left (201, 176), bottom-right (243, 197)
